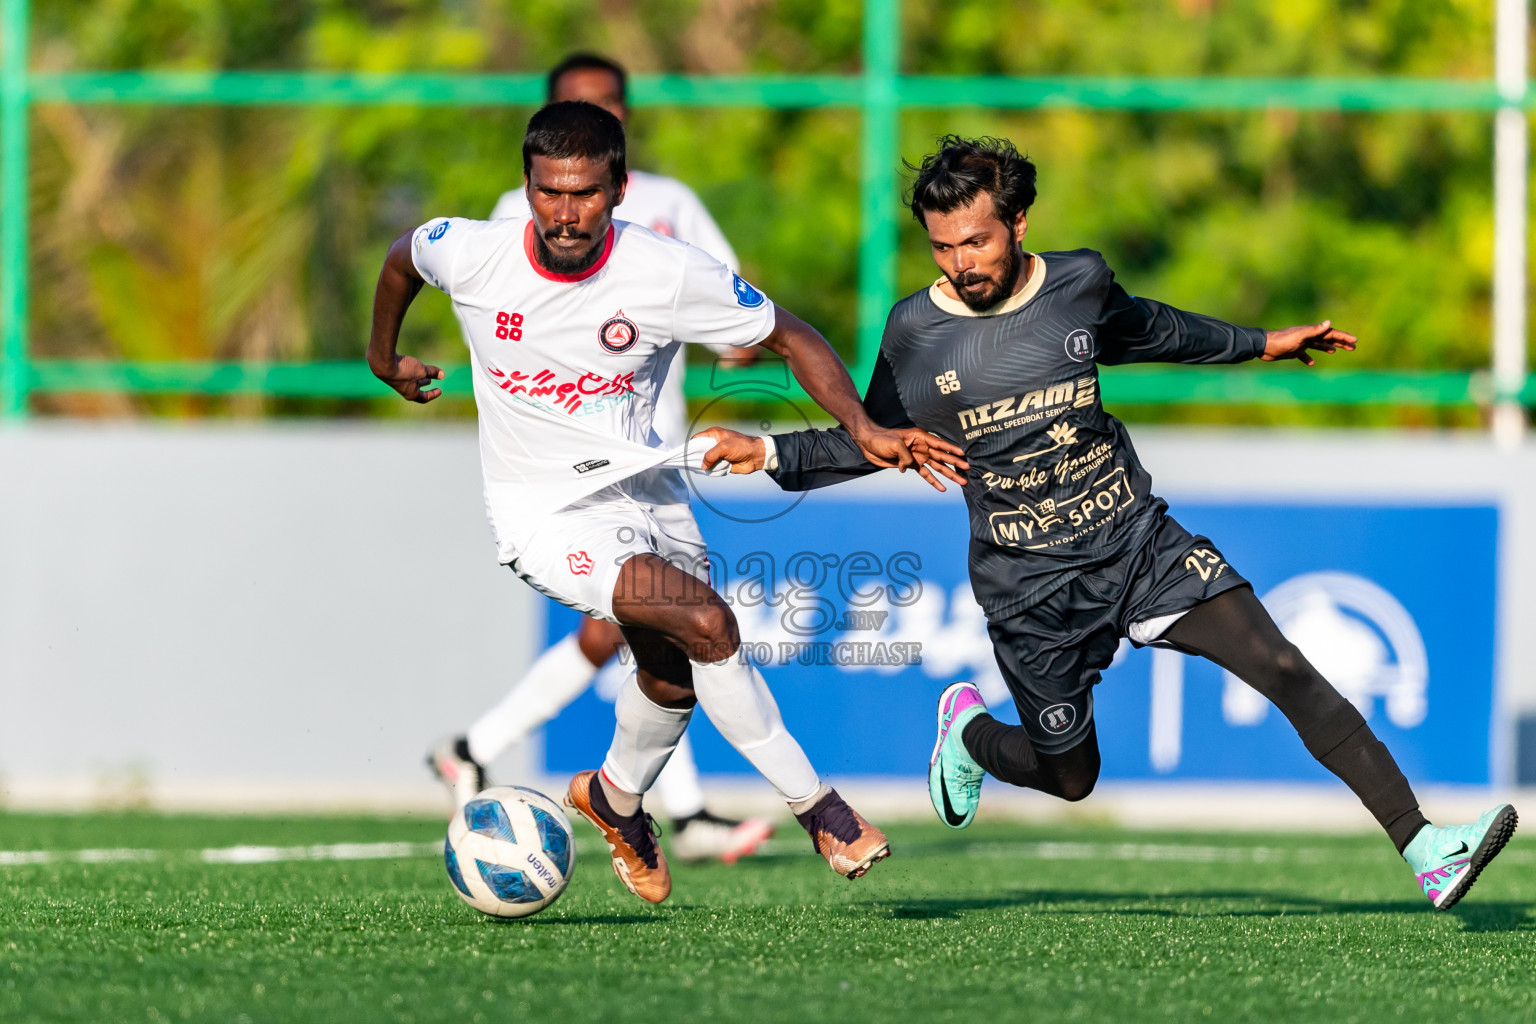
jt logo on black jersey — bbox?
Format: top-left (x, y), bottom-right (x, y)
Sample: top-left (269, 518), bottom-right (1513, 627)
top-left (1064, 329), bottom-right (1095, 362)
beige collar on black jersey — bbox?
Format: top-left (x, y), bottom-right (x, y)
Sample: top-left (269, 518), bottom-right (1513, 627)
top-left (928, 252), bottom-right (1046, 318)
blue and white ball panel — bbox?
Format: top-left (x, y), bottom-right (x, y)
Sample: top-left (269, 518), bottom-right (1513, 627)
top-left (443, 836), bottom-right (473, 899)
top-left (529, 805), bottom-right (572, 876)
top-left (464, 797), bottom-right (518, 842)
top-left (444, 786), bottom-right (575, 918)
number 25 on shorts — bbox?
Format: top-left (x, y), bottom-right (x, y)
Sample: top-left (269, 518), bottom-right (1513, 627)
top-left (1184, 547), bottom-right (1226, 582)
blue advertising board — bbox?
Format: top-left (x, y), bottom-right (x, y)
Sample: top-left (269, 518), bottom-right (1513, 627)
top-left (542, 478), bottom-right (1497, 786)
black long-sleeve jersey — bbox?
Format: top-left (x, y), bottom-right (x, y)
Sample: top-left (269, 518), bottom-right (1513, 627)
top-left (768, 248), bottom-right (1266, 620)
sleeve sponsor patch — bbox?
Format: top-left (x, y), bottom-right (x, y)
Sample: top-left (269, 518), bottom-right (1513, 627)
top-left (411, 218), bottom-right (456, 291)
top-left (732, 274), bottom-right (765, 309)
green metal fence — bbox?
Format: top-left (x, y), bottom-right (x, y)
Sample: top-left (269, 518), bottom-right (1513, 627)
top-left (0, 0), bottom-right (1529, 417)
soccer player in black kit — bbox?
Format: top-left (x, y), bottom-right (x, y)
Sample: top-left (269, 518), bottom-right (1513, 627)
top-left (701, 136), bottom-right (1516, 910)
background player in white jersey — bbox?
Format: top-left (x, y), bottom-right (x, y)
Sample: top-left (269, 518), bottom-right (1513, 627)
top-left (369, 101), bottom-right (963, 903)
top-left (428, 53), bottom-right (771, 865)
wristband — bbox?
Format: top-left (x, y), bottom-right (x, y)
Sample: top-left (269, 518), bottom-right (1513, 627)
top-left (759, 435), bottom-right (779, 472)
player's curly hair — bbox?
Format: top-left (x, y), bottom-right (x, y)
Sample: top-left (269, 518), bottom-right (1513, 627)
top-left (522, 100), bottom-right (628, 189)
top-left (907, 135), bottom-right (1037, 227)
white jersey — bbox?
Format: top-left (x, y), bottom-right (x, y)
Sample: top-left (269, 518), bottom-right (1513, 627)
top-left (491, 171), bottom-right (739, 448)
top-left (411, 215), bottom-right (774, 561)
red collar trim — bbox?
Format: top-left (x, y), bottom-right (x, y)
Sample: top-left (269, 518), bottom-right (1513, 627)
top-left (523, 220), bottom-right (615, 283)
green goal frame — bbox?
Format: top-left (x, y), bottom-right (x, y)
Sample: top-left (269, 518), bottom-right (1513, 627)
top-left (0, 0), bottom-right (1527, 417)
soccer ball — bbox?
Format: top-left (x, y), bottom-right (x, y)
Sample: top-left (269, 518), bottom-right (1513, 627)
top-left (444, 786), bottom-right (575, 918)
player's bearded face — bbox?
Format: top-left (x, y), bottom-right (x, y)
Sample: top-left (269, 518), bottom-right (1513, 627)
top-left (526, 155), bottom-right (625, 275)
top-left (535, 222), bottom-right (598, 274)
top-left (946, 241), bottom-right (1022, 312)
top-left (925, 197), bottom-right (1027, 312)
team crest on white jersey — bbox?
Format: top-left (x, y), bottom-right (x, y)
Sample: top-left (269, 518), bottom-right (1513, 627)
top-left (599, 311), bottom-right (639, 354)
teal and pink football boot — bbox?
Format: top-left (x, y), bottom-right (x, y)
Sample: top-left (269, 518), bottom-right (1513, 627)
top-left (1403, 804), bottom-right (1518, 911)
top-left (929, 682), bottom-right (988, 829)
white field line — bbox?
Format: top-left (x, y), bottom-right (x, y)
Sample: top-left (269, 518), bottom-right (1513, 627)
top-left (969, 841), bottom-right (1299, 863)
top-left (0, 848), bottom-right (162, 865)
top-left (2, 838), bottom-right (1531, 869)
top-left (965, 840), bottom-right (1536, 866)
top-left (200, 841), bottom-right (439, 864)
top-left (747, 835), bottom-right (1536, 866)
top-left (0, 840), bottom-right (440, 867)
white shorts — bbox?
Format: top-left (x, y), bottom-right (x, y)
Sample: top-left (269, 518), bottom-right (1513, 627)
top-left (505, 486), bottom-right (709, 623)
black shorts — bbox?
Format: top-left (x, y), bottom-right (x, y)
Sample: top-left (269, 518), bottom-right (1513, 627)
top-left (987, 513), bottom-right (1249, 754)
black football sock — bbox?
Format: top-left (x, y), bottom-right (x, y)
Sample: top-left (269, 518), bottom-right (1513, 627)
top-left (961, 715), bottom-right (1101, 801)
top-left (1164, 586), bottom-right (1428, 853)
top-left (961, 713), bottom-right (1041, 787)
top-left (1299, 703), bottom-right (1428, 854)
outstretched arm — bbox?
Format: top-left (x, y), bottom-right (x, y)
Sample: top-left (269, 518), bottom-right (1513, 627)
top-left (755, 307), bottom-right (923, 474)
top-left (700, 349), bottom-right (969, 493)
top-left (1097, 284), bottom-right (1267, 366)
top-left (366, 231), bottom-right (445, 403)
top-left (1097, 280), bottom-right (1357, 368)
top-left (1259, 320), bottom-right (1357, 366)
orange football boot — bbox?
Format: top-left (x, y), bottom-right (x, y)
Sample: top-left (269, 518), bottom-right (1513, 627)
top-left (794, 788), bottom-right (891, 879)
top-left (565, 769), bottom-right (671, 903)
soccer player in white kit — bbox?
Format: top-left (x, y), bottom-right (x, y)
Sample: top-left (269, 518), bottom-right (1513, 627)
top-left (368, 100), bottom-right (961, 903)
top-left (428, 53), bottom-right (773, 866)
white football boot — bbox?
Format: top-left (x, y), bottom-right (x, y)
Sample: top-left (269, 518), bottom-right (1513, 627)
top-left (668, 810), bottom-right (775, 864)
top-left (427, 736), bottom-right (487, 809)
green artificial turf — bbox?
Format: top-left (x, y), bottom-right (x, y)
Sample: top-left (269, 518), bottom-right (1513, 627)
top-left (2, 810), bottom-right (1534, 1023)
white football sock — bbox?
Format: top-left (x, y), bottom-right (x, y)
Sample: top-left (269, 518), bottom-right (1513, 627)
top-left (600, 674), bottom-right (693, 796)
top-left (466, 633), bottom-right (599, 765)
top-left (689, 657), bottom-right (821, 804)
top-left (651, 733), bottom-right (707, 820)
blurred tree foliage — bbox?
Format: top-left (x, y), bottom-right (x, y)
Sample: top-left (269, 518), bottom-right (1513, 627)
top-left (24, 0), bottom-right (1511, 423)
